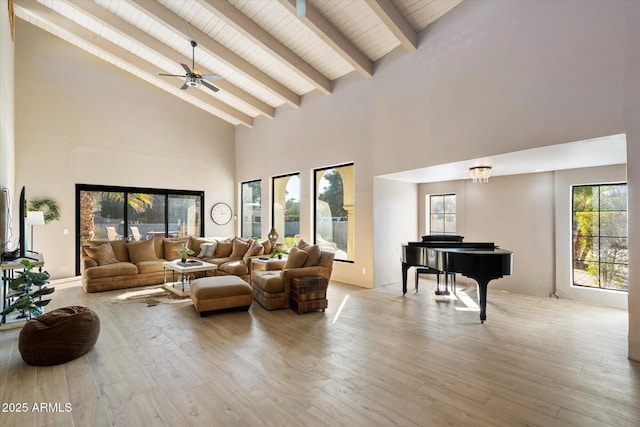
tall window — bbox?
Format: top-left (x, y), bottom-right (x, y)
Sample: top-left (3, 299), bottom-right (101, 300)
top-left (241, 180), bottom-right (261, 239)
top-left (76, 184), bottom-right (204, 274)
top-left (429, 194), bottom-right (456, 234)
top-left (272, 173), bottom-right (300, 248)
top-left (314, 163), bottom-right (354, 262)
top-left (572, 184), bottom-right (628, 291)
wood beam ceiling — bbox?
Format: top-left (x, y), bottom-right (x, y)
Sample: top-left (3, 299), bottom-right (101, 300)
top-left (127, 0), bottom-right (301, 110)
top-left (62, 0), bottom-right (274, 119)
top-left (198, 0), bottom-right (332, 95)
top-left (14, 0), bottom-right (254, 127)
top-left (278, 0), bottom-right (373, 79)
top-left (366, 0), bottom-right (417, 52)
top-left (12, 0), bottom-right (462, 127)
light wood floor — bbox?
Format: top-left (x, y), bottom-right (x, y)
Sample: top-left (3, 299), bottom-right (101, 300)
top-left (1, 278), bottom-right (638, 427)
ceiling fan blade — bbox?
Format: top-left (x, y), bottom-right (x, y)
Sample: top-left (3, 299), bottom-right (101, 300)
top-left (158, 73), bottom-right (187, 77)
top-left (180, 83), bottom-right (189, 90)
top-left (200, 74), bottom-right (222, 80)
top-left (201, 80), bottom-right (220, 93)
top-left (180, 63), bottom-right (192, 75)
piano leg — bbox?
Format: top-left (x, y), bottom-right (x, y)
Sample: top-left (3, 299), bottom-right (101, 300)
top-left (401, 263), bottom-right (409, 295)
top-left (477, 280), bottom-right (489, 324)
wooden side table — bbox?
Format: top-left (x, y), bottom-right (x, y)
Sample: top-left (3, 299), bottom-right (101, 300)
top-left (289, 276), bottom-right (328, 315)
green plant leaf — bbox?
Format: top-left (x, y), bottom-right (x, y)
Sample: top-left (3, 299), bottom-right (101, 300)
top-left (34, 299), bottom-right (52, 307)
top-left (31, 287), bottom-right (55, 297)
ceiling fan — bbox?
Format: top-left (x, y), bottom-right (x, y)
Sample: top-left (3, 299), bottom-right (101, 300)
top-left (159, 40), bottom-right (221, 92)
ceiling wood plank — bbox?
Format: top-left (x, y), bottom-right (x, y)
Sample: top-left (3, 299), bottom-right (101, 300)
top-left (128, 0), bottom-right (300, 109)
top-left (366, 0), bottom-right (417, 52)
top-left (197, 0), bottom-right (332, 95)
top-left (14, 0), bottom-right (253, 127)
top-left (61, 0), bottom-right (274, 119)
top-left (278, 0), bottom-right (372, 78)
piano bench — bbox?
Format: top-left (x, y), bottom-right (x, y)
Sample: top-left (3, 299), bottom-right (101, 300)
top-left (415, 267), bottom-right (456, 294)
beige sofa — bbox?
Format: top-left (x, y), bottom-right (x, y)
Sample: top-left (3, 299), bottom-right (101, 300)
top-left (81, 236), bottom-right (271, 293)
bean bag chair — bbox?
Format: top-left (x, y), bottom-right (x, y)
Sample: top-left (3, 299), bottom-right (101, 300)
top-left (19, 306), bottom-right (100, 366)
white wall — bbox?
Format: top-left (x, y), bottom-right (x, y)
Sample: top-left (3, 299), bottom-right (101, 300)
top-left (14, 22), bottom-right (236, 279)
top-left (373, 177), bottom-right (417, 287)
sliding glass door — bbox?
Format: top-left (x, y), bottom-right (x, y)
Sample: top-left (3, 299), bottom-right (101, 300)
top-left (76, 185), bottom-right (204, 274)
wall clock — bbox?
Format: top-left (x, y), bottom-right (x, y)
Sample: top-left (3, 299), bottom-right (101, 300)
top-left (211, 202), bottom-right (232, 225)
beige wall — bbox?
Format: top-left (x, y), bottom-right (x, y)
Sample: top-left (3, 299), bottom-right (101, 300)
top-left (418, 173), bottom-right (556, 298)
top-left (236, 1), bottom-right (640, 359)
top-left (14, 21), bottom-right (236, 279)
top-left (0, 0), bottom-right (15, 253)
top-left (415, 165), bottom-right (628, 309)
top-left (236, 72), bottom-right (375, 287)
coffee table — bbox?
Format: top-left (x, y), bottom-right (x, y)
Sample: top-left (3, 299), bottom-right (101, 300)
top-left (163, 260), bottom-right (218, 297)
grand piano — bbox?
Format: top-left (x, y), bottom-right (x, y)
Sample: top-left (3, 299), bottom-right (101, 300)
top-left (402, 235), bottom-right (513, 323)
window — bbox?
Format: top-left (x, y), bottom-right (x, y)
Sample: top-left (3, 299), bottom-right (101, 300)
top-left (572, 183), bottom-right (628, 291)
top-left (76, 184), bottom-right (204, 275)
top-left (429, 194), bottom-right (456, 234)
top-left (272, 173), bottom-right (300, 248)
top-left (314, 163), bottom-right (354, 262)
top-left (241, 180), bottom-right (261, 239)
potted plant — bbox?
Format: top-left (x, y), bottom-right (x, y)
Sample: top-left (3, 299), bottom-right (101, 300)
top-left (270, 246), bottom-right (288, 259)
top-left (0, 260), bottom-right (54, 320)
top-left (176, 244), bottom-right (195, 263)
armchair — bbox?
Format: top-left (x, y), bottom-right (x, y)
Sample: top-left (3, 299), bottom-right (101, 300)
top-left (251, 249), bottom-right (334, 310)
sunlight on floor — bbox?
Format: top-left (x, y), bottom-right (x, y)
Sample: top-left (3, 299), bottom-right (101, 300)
top-left (454, 290), bottom-right (480, 312)
top-left (331, 294), bottom-right (350, 325)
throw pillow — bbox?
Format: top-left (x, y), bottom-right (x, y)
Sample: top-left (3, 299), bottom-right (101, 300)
top-left (127, 239), bottom-right (158, 263)
top-left (197, 242), bottom-right (214, 258)
top-left (164, 240), bottom-right (189, 260)
top-left (261, 239), bottom-right (272, 255)
top-left (230, 238), bottom-right (250, 259)
top-left (243, 240), bottom-right (264, 263)
top-left (297, 238), bottom-right (310, 250)
top-left (204, 241), bottom-right (218, 257)
top-left (284, 247), bottom-right (308, 269)
top-left (88, 239), bottom-right (129, 262)
top-left (214, 240), bottom-right (233, 257)
top-left (85, 243), bottom-right (119, 266)
top-left (301, 244), bottom-right (321, 267)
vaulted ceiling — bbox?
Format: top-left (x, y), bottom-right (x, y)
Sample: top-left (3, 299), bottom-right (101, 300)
top-left (13, 0), bottom-right (463, 128)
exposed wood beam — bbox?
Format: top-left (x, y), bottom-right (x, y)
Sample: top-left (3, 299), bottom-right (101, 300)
top-left (128, 0), bottom-right (300, 109)
top-left (366, 0), bottom-right (417, 52)
top-left (198, 0), bottom-right (332, 95)
top-left (61, 0), bottom-right (274, 119)
top-left (278, 0), bottom-right (372, 78)
top-left (14, 0), bottom-right (253, 127)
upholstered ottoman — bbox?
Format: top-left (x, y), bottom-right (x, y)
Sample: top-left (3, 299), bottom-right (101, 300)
top-left (19, 306), bottom-right (100, 366)
top-left (190, 276), bottom-right (253, 317)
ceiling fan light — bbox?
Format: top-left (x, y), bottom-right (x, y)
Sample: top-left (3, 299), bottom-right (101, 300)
top-left (469, 166), bottom-right (492, 183)
top-left (186, 76), bottom-right (201, 87)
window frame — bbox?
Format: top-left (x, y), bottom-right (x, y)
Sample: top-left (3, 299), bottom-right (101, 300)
top-left (429, 193), bottom-right (456, 235)
top-left (571, 182), bottom-right (628, 291)
top-left (313, 162), bottom-right (355, 263)
top-left (271, 172), bottom-right (300, 247)
top-left (240, 179), bottom-right (262, 239)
